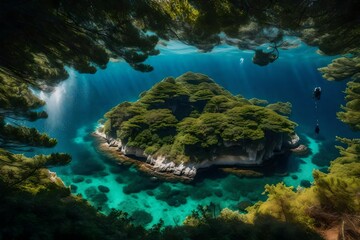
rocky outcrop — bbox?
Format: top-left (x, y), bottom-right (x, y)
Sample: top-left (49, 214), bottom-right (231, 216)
top-left (291, 144), bottom-right (310, 156)
top-left (146, 155), bottom-right (197, 178)
top-left (198, 132), bottom-right (299, 168)
top-left (121, 145), bottom-right (146, 158)
top-left (286, 134), bottom-right (300, 148)
top-left (46, 170), bottom-right (66, 187)
top-left (95, 127), bottom-right (300, 181)
top-left (93, 130), bottom-right (197, 180)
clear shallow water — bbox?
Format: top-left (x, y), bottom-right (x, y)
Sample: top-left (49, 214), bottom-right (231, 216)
top-left (30, 40), bottom-right (357, 227)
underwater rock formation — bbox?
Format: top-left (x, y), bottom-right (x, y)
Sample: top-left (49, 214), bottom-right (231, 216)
top-left (99, 72), bottom-right (299, 180)
top-left (220, 168), bottom-right (264, 178)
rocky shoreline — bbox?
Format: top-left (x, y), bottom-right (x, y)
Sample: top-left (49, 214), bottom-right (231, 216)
top-left (92, 130), bottom-right (195, 182)
top-left (93, 127), bottom-right (301, 182)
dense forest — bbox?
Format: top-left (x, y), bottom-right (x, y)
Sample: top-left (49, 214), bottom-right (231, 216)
top-left (0, 0), bottom-right (359, 239)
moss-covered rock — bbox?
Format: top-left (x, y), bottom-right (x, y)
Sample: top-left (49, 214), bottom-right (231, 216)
top-left (130, 210), bottom-right (153, 226)
top-left (98, 185), bottom-right (110, 193)
top-left (72, 176), bottom-right (85, 183)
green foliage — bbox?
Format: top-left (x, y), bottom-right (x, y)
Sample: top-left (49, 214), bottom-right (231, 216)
top-left (318, 56), bottom-right (360, 82)
top-left (157, 0), bottom-right (199, 25)
top-left (103, 73), bottom-right (297, 163)
top-left (42, 153), bottom-right (72, 167)
top-left (245, 136), bottom-right (360, 237)
top-left (182, 203), bottom-right (322, 240)
top-left (332, 137), bottom-right (360, 168)
top-left (318, 56), bottom-right (360, 131)
top-left (0, 74), bottom-right (45, 112)
top-left (0, 185), bottom-right (150, 240)
top-left (246, 181), bottom-right (321, 228)
top-left (225, 105), bottom-right (296, 136)
top-left (204, 95), bottom-right (245, 113)
top-left (337, 81), bottom-right (360, 131)
top-left (119, 109), bottom-right (178, 149)
top-left (266, 102), bottom-right (292, 116)
top-left (261, 183), bottom-right (299, 221)
top-left (313, 170), bottom-right (359, 214)
top-left (249, 98), bottom-right (269, 106)
top-left (0, 149), bottom-right (71, 191)
top-left (140, 79), bottom-right (189, 107)
top-left (312, 137), bottom-right (360, 213)
top-left (0, 183), bottom-right (322, 240)
top-left (0, 122), bottom-right (57, 150)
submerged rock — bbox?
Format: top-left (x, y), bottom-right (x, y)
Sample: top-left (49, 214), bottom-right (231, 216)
top-left (109, 166), bottom-right (123, 174)
top-left (131, 210), bottom-right (153, 226)
top-left (291, 144), bottom-right (310, 156)
top-left (190, 188), bottom-right (212, 200)
top-left (71, 160), bottom-right (105, 176)
top-left (97, 171), bottom-right (109, 177)
top-left (300, 180), bottom-right (311, 188)
top-left (312, 140), bottom-right (339, 167)
top-left (72, 176), bottom-right (85, 183)
top-left (247, 192), bottom-right (260, 201)
top-left (98, 185), bottom-right (110, 193)
top-left (155, 185), bottom-right (188, 207)
top-left (92, 193), bottom-right (108, 205)
top-left (123, 177), bottom-right (159, 194)
top-left (70, 184), bottom-right (78, 193)
top-left (238, 200), bottom-right (253, 212)
top-left (146, 190), bottom-right (154, 196)
top-left (115, 176), bottom-right (124, 184)
top-left (214, 189), bottom-right (223, 197)
top-left (252, 49), bottom-right (278, 66)
top-left (85, 186), bottom-right (98, 198)
top-left (291, 175), bottom-right (298, 180)
top-left (220, 168), bottom-right (264, 178)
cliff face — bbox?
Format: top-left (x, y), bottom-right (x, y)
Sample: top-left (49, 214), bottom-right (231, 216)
top-left (101, 72), bottom-right (299, 179)
top-left (97, 130), bottom-right (299, 179)
top-left (202, 132), bottom-right (298, 167)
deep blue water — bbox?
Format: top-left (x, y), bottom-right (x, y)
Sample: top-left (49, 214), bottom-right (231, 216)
top-left (30, 40), bottom-right (357, 226)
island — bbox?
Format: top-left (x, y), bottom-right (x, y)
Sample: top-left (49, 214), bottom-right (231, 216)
top-left (96, 72), bottom-right (300, 181)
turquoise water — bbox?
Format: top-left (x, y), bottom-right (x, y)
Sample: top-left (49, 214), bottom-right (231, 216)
top-left (31, 40), bottom-right (357, 227)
